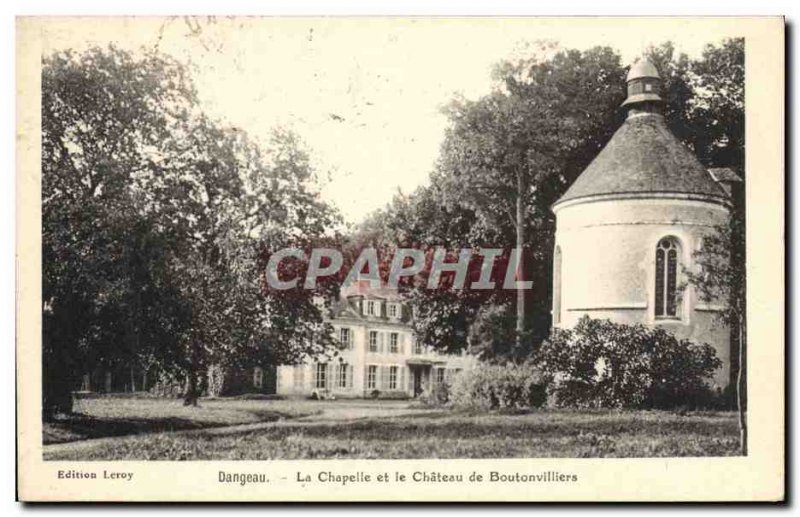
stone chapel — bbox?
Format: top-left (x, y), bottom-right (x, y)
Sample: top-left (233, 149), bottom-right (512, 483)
top-left (551, 58), bottom-right (740, 387)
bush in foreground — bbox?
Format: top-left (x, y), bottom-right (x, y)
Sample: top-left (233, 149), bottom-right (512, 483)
top-left (538, 317), bottom-right (722, 409)
top-left (449, 363), bottom-right (546, 410)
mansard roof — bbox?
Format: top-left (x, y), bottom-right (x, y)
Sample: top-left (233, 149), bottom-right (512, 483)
top-left (341, 281), bottom-right (405, 301)
top-left (329, 296), bottom-right (364, 320)
top-left (707, 167), bottom-right (742, 183)
top-left (554, 113), bottom-right (729, 207)
top-left (328, 284), bottom-right (410, 323)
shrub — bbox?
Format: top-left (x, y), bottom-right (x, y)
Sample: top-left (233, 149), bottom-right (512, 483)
top-left (417, 382), bottom-right (450, 407)
top-left (206, 364), bottom-right (226, 398)
top-left (538, 317), bottom-right (722, 409)
top-left (449, 364), bottom-right (546, 411)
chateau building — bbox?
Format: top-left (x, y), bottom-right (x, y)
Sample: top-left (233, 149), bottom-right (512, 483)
top-left (551, 59), bottom-right (739, 388)
top-left (276, 282), bottom-right (474, 398)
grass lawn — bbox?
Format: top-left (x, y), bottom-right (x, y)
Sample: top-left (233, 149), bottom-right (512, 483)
top-left (43, 394), bottom-right (319, 445)
top-left (43, 396), bottom-right (741, 460)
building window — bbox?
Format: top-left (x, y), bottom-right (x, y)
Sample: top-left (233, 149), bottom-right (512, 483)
top-left (553, 246), bottom-right (562, 325)
top-left (339, 327), bottom-right (351, 348)
top-left (315, 363), bottom-right (327, 389)
top-left (388, 304), bottom-right (398, 318)
top-left (369, 331), bottom-right (378, 352)
top-left (337, 363), bottom-right (348, 388)
top-left (367, 300), bottom-right (376, 316)
top-left (390, 333), bottom-right (399, 353)
top-left (413, 339), bottom-right (423, 355)
top-left (389, 366), bottom-right (398, 390)
top-left (367, 365), bottom-right (377, 389)
top-left (655, 237), bottom-right (681, 318)
top-left (253, 367), bottom-right (263, 389)
top-left (436, 368), bottom-right (445, 385)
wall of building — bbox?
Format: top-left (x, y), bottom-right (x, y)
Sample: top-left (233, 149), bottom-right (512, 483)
top-left (276, 316), bottom-right (475, 398)
top-left (553, 195), bottom-right (731, 387)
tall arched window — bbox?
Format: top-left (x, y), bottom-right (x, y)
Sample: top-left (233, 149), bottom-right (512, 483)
top-left (655, 238), bottom-right (680, 318)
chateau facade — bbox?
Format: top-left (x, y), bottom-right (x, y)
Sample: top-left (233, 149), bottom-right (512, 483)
top-left (551, 59), bottom-right (740, 387)
top-left (276, 283), bottom-right (474, 398)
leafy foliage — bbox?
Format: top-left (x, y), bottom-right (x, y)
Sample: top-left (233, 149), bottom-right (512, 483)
top-left (206, 364), bottom-right (226, 398)
top-left (416, 381), bottom-right (451, 407)
top-left (434, 46), bottom-right (627, 347)
top-left (42, 46), bottom-right (341, 416)
top-left (358, 39), bottom-right (745, 365)
top-left (43, 46), bottom-right (198, 415)
top-left (538, 317), bottom-right (722, 409)
top-left (678, 38), bottom-right (746, 451)
top-left (449, 363), bottom-right (546, 410)
top-left (467, 302), bottom-right (530, 362)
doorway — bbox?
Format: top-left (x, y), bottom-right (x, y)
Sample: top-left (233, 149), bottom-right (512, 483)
top-left (413, 368), bottom-right (423, 397)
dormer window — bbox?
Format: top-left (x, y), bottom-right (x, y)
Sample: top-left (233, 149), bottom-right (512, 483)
top-left (366, 300), bottom-right (376, 316)
top-left (388, 303), bottom-right (399, 319)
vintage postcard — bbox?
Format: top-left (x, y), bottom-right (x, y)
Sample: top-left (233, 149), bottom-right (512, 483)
top-left (16, 16), bottom-right (784, 502)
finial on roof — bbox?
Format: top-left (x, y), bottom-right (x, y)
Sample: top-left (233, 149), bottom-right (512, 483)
top-left (627, 58), bottom-right (660, 81)
top-left (621, 57), bottom-right (664, 109)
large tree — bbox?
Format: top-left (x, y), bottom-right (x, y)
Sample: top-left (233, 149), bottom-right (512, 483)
top-left (42, 46), bottom-right (197, 416)
top-left (439, 46), bottom-right (628, 351)
top-left (353, 47), bottom-right (626, 358)
top-left (42, 46), bottom-right (341, 415)
top-left (360, 39), bottom-right (745, 366)
top-left (680, 38), bottom-right (746, 452)
top-left (168, 120), bottom-right (342, 404)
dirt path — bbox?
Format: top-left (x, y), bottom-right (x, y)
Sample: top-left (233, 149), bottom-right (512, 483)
top-left (293, 401), bottom-right (437, 422)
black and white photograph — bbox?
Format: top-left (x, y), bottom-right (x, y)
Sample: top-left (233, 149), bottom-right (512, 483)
top-left (15, 15), bottom-right (784, 502)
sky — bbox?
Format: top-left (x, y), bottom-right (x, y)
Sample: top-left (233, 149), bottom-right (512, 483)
top-left (36, 17), bottom-right (745, 224)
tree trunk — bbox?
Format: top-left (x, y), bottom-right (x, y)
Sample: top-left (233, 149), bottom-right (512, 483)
top-left (737, 313), bottom-right (747, 455)
top-left (42, 316), bottom-right (76, 419)
top-left (42, 369), bottom-right (74, 420)
top-left (515, 170), bottom-right (526, 351)
top-left (183, 338), bottom-right (202, 406)
top-left (183, 369), bottom-right (199, 406)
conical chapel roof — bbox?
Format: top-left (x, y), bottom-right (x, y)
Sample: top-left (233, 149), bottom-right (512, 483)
top-left (554, 114), bottom-right (728, 207)
top-left (554, 58), bottom-right (729, 208)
